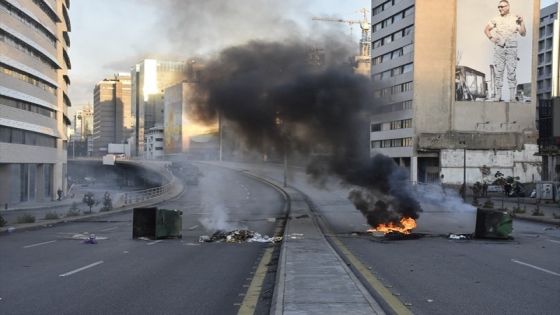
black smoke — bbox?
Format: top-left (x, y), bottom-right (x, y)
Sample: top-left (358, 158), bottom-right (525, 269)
top-left (189, 37), bottom-right (422, 227)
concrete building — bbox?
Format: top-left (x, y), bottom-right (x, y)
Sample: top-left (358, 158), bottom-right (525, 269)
top-left (536, 3), bottom-right (558, 101)
top-left (145, 125), bottom-right (164, 160)
top-left (68, 105), bottom-right (92, 158)
top-left (92, 73), bottom-right (131, 156)
top-left (370, 0), bottom-right (542, 185)
top-left (0, 0), bottom-right (71, 206)
top-left (72, 104), bottom-right (93, 140)
top-left (131, 59), bottom-right (191, 156)
top-left (164, 82), bottom-right (219, 159)
top-left (537, 3), bottom-right (560, 180)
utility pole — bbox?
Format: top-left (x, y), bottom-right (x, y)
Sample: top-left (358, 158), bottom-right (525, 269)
top-left (459, 140), bottom-right (467, 200)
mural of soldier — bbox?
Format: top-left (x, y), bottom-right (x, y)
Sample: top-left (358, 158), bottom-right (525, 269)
top-left (484, 0), bottom-right (526, 101)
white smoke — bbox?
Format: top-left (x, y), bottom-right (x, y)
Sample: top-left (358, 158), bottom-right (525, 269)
top-left (199, 203), bottom-right (236, 231)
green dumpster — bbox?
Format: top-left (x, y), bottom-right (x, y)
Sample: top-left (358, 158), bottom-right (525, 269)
top-left (133, 207), bottom-right (183, 240)
top-left (474, 208), bottom-right (513, 239)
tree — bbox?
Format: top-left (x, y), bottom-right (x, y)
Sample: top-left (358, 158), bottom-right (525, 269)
top-left (82, 192), bottom-right (95, 214)
top-left (100, 192), bottom-right (113, 212)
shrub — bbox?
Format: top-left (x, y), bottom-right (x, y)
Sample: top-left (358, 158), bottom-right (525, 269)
top-left (531, 208), bottom-right (544, 216)
top-left (0, 214), bottom-right (6, 227)
top-left (512, 207), bottom-right (526, 214)
top-left (553, 212), bottom-right (560, 219)
top-left (66, 202), bottom-right (81, 217)
top-left (16, 214), bottom-right (36, 224)
top-left (44, 212), bottom-right (60, 220)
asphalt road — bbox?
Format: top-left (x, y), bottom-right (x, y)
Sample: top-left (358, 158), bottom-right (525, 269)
top-left (0, 163), bottom-right (285, 315)
top-left (222, 162), bottom-right (560, 315)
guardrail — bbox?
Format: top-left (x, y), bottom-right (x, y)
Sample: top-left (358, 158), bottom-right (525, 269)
top-left (120, 166), bottom-right (177, 206)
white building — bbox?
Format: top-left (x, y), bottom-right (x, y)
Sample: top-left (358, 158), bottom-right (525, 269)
top-left (145, 125), bottom-right (164, 160)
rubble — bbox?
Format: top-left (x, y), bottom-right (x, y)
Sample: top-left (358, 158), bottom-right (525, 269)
top-left (199, 229), bottom-right (282, 243)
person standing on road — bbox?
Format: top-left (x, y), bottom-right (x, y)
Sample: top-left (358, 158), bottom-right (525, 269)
top-left (484, 0), bottom-right (526, 101)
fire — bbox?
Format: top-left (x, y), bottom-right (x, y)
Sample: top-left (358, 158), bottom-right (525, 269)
top-left (368, 217), bottom-right (417, 234)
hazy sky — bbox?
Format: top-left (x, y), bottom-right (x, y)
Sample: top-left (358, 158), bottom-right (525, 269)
top-left (67, 0), bottom-right (557, 114)
top-left (68, 0), bottom-right (370, 112)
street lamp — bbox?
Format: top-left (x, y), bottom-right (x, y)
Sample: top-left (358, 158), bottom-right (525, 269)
top-left (459, 140), bottom-right (467, 200)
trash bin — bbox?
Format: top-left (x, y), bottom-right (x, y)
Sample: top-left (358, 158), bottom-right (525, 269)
top-left (133, 207), bottom-right (183, 239)
top-left (474, 208), bottom-right (513, 239)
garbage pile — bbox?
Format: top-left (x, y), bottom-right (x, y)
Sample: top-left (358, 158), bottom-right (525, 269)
top-left (199, 229), bottom-right (282, 243)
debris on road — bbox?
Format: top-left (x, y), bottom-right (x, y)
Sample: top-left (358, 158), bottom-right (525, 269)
top-left (448, 233), bottom-right (472, 240)
top-left (83, 234), bottom-right (97, 244)
top-left (70, 233), bottom-right (108, 241)
top-left (199, 229), bottom-right (282, 243)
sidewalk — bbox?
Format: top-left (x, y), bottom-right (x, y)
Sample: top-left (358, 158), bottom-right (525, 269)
top-left (469, 195), bottom-right (560, 225)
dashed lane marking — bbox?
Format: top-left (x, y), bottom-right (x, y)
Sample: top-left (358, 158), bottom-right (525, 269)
top-left (99, 226), bottom-right (118, 232)
top-left (147, 240), bottom-right (163, 246)
top-left (511, 259), bottom-right (560, 277)
top-left (59, 261), bottom-right (104, 277)
top-left (23, 240), bottom-right (56, 248)
top-left (548, 239), bottom-right (560, 244)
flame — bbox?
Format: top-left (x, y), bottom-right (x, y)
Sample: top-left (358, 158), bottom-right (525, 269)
top-left (367, 217), bottom-right (417, 234)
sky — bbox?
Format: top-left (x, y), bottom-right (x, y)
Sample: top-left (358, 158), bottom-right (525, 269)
top-left (67, 0), bottom-right (370, 113)
top-left (67, 0), bottom-right (557, 115)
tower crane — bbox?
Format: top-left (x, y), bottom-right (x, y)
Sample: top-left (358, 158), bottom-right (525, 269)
top-left (312, 8), bottom-right (371, 76)
top-left (312, 8), bottom-right (370, 57)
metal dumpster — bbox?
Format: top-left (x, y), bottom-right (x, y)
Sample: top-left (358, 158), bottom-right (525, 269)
top-left (133, 207), bottom-right (183, 239)
top-left (474, 208), bottom-right (513, 239)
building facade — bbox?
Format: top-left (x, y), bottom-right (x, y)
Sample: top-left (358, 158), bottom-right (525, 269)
top-left (164, 82), bottom-right (219, 159)
top-left (370, 0), bottom-right (542, 185)
top-left (145, 125), bottom-right (164, 160)
top-left (92, 73), bottom-right (131, 156)
top-left (131, 59), bottom-right (190, 156)
top-left (537, 3), bottom-right (558, 101)
top-left (69, 104), bottom-right (93, 158)
top-left (0, 0), bottom-right (71, 206)
top-left (537, 3), bottom-right (560, 180)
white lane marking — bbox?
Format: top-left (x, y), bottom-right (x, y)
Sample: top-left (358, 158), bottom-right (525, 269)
top-left (188, 225), bottom-right (199, 231)
top-left (100, 226), bottom-right (118, 232)
top-left (548, 239), bottom-right (560, 244)
top-left (23, 240), bottom-right (56, 248)
top-left (59, 261), bottom-right (104, 277)
top-left (511, 259), bottom-right (560, 277)
top-left (147, 240), bottom-right (163, 246)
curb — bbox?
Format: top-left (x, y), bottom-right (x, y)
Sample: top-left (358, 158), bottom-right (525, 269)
top-left (512, 215), bottom-right (560, 225)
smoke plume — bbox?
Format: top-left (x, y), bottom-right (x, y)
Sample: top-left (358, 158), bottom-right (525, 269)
top-left (189, 36), bottom-right (422, 227)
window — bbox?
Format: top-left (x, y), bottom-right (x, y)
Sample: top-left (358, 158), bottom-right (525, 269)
top-left (371, 141), bottom-right (381, 148)
top-left (403, 137), bottom-right (413, 147)
top-left (382, 140), bottom-right (391, 148)
top-left (371, 123), bottom-right (382, 132)
top-left (404, 100), bottom-right (412, 109)
top-left (0, 95), bottom-right (55, 118)
top-left (391, 120), bottom-right (402, 129)
top-left (391, 139), bottom-right (401, 147)
top-left (0, 0), bottom-right (57, 47)
top-left (402, 119), bottom-right (412, 128)
top-left (402, 63), bottom-right (413, 74)
top-left (402, 44), bottom-right (413, 55)
top-left (0, 63), bottom-right (57, 95)
top-left (0, 30), bottom-right (58, 70)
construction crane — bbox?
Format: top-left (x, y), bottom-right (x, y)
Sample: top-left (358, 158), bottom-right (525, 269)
top-left (312, 8), bottom-right (371, 76)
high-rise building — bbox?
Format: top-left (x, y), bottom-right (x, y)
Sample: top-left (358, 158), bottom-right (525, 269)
top-left (164, 82), bottom-right (219, 158)
top-left (536, 3), bottom-right (560, 180)
top-left (536, 3), bottom-right (558, 101)
top-left (72, 104), bottom-right (93, 140)
top-left (370, 0), bottom-right (541, 185)
top-left (0, 0), bottom-right (71, 206)
top-left (131, 59), bottom-right (190, 156)
top-left (92, 73), bottom-right (131, 156)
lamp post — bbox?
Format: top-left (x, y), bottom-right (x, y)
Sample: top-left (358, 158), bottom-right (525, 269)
top-left (459, 140), bottom-right (467, 200)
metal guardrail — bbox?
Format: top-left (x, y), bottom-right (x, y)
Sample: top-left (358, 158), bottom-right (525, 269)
top-left (121, 169), bottom-right (177, 206)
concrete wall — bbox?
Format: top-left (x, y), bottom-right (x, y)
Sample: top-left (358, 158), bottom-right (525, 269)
top-left (440, 144), bottom-right (541, 184)
top-left (414, 0), bottom-right (540, 149)
top-left (412, 0), bottom-right (455, 134)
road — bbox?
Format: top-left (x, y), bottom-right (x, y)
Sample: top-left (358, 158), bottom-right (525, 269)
top-left (0, 163), bottom-right (286, 314)
top-left (224, 161), bottom-right (560, 315)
